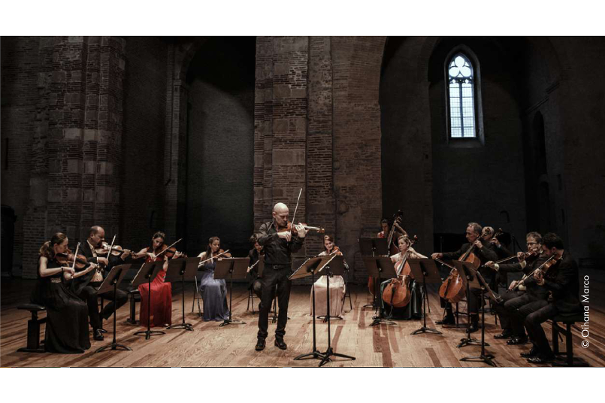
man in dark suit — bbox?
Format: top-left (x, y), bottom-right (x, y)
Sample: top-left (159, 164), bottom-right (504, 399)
top-left (254, 202), bottom-right (306, 351)
top-left (431, 222), bottom-right (498, 332)
top-left (516, 233), bottom-right (582, 363)
top-left (73, 226), bottom-right (130, 341)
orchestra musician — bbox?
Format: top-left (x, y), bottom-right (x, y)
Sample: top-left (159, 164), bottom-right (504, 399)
top-left (431, 222), bottom-right (498, 332)
top-left (485, 232), bottom-right (546, 341)
top-left (31, 233), bottom-right (91, 353)
top-left (254, 202), bottom-right (307, 351)
top-left (247, 235), bottom-right (264, 304)
top-left (74, 226), bottom-right (130, 341)
top-left (133, 231), bottom-right (181, 327)
top-left (311, 235), bottom-right (348, 318)
top-left (515, 233), bottom-right (582, 363)
top-left (482, 226), bottom-right (512, 289)
top-left (196, 236), bottom-right (231, 322)
top-left (381, 235), bottom-right (427, 320)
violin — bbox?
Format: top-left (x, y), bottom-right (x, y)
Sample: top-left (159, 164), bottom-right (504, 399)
top-left (198, 249), bottom-right (231, 268)
top-left (277, 221), bottom-right (325, 235)
top-left (56, 249), bottom-right (89, 270)
top-left (512, 252), bottom-right (562, 291)
top-left (95, 242), bottom-right (134, 258)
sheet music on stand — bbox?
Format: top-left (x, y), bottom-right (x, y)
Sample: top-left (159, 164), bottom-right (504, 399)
top-left (289, 256), bottom-right (323, 280)
top-left (130, 261), bottom-right (164, 288)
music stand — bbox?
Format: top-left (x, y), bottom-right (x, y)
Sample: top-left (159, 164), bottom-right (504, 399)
top-left (362, 256), bottom-right (398, 326)
top-left (316, 254), bottom-right (356, 367)
top-left (291, 256), bottom-right (327, 363)
top-left (165, 257), bottom-right (200, 331)
top-left (214, 257), bottom-right (250, 327)
top-left (359, 238), bottom-right (389, 309)
top-left (131, 261), bottom-right (165, 339)
top-left (451, 261), bottom-right (484, 348)
top-left (408, 258), bottom-right (442, 336)
top-left (95, 264), bottom-right (132, 352)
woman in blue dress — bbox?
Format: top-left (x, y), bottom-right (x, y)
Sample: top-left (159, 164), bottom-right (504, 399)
top-left (196, 236), bottom-right (230, 321)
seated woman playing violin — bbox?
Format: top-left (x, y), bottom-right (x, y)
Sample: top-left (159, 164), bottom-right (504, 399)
top-left (197, 236), bottom-right (231, 321)
top-left (380, 235), bottom-right (427, 320)
top-left (74, 225), bottom-right (130, 341)
top-left (310, 235), bottom-right (348, 319)
top-left (132, 231), bottom-right (183, 328)
top-left (30, 233), bottom-right (92, 353)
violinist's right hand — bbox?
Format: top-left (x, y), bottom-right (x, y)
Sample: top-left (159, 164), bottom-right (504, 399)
top-left (485, 261), bottom-right (498, 271)
top-left (247, 266), bottom-right (252, 273)
top-left (97, 257), bottom-right (109, 267)
top-left (508, 280), bottom-right (518, 291)
top-left (517, 251), bottom-right (526, 263)
top-left (62, 266), bottom-right (75, 275)
top-left (431, 253), bottom-right (442, 259)
top-left (277, 231), bottom-right (292, 242)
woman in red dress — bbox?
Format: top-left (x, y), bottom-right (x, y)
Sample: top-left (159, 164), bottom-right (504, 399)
top-left (134, 232), bottom-right (182, 327)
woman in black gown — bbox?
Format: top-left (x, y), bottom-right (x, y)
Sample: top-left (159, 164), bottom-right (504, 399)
top-left (31, 232), bottom-right (92, 353)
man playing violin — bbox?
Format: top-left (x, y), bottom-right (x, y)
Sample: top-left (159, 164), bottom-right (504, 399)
top-left (254, 202), bottom-right (306, 351)
top-left (485, 232), bottom-right (547, 341)
top-left (515, 233), bottom-right (581, 364)
top-left (74, 226), bottom-right (130, 341)
top-left (431, 222), bottom-right (498, 331)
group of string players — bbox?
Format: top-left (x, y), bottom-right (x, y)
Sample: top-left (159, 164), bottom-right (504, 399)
top-left (29, 209), bottom-right (581, 363)
top-left (378, 217), bottom-right (581, 364)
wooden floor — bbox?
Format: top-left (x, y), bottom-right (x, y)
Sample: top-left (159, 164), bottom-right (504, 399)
top-left (2, 278), bottom-right (605, 367)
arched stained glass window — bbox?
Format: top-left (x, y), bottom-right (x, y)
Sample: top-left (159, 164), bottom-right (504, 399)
top-left (448, 53), bottom-right (476, 138)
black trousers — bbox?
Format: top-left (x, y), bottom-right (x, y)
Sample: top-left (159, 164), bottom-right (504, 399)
top-left (493, 289), bottom-right (524, 332)
top-left (524, 302), bottom-right (558, 358)
top-left (257, 264), bottom-right (291, 340)
top-left (251, 279), bottom-right (263, 299)
top-left (505, 293), bottom-right (549, 338)
top-left (79, 283), bottom-right (128, 330)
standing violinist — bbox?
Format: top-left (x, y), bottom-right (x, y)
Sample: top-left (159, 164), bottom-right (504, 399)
top-left (430, 222), bottom-right (498, 331)
top-left (515, 233), bottom-right (581, 363)
top-left (254, 202), bottom-right (306, 351)
top-left (197, 236), bottom-right (231, 322)
top-left (382, 235), bottom-right (427, 320)
top-left (485, 232), bottom-right (545, 341)
top-left (74, 225), bottom-right (130, 341)
top-left (133, 231), bottom-right (182, 328)
top-left (311, 235), bottom-right (348, 319)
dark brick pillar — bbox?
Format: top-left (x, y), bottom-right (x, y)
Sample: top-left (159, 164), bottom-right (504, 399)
top-left (21, 37), bottom-right (125, 278)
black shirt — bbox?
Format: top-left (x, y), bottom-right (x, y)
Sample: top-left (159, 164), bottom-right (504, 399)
top-left (255, 221), bottom-right (304, 266)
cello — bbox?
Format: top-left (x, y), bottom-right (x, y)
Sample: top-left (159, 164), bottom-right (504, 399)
top-left (381, 235), bottom-right (418, 308)
top-left (437, 229), bottom-right (503, 304)
top-left (369, 211), bottom-right (405, 296)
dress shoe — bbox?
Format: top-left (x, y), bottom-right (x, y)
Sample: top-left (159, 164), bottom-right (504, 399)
top-left (507, 336), bottom-right (528, 345)
top-left (93, 329), bottom-right (104, 341)
top-left (520, 347), bottom-right (539, 358)
top-left (527, 355), bottom-right (554, 364)
top-left (274, 338), bottom-right (287, 350)
top-left (436, 316), bottom-right (455, 325)
top-left (494, 331), bottom-right (513, 339)
top-left (255, 338), bottom-right (266, 351)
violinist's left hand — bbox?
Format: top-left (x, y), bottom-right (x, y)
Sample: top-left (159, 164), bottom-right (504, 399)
top-left (295, 224), bottom-right (306, 238)
top-left (534, 270), bottom-right (545, 285)
top-left (174, 251), bottom-right (184, 259)
top-left (490, 237), bottom-right (501, 247)
top-left (120, 249), bottom-right (131, 261)
top-left (473, 240), bottom-right (483, 249)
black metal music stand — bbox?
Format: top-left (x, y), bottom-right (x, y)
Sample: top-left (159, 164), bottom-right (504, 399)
top-left (362, 256), bottom-right (398, 326)
top-left (359, 238), bottom-right (389, 309)
top-left (131, 261), bottom-right (165, 339)
top-left (460, 282), bottom-right (497, 367)
top-left (214, 257), bottom-right (250, 327)
top-left (408, 258), bottom-right (442, 336)
top-left (165, 257), bottom-right (200, 331)
top-left (290, 256), bottom-right (327, 363)
top-left (452, 261), bottom-right (484, 348)
top-left (95, 264), bottom-right (132, 352)
top-left (316, 254), bottom-right (356, 367)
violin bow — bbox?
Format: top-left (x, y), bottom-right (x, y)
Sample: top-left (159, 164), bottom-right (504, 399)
top-left (155, 238), bottom-right (183, 259)
top-left (72, 242), bottom-right (80, 271)
top-left (106, 234), bottom-right (117, 261)
top-left (289, 188), bottom-right (303, 237)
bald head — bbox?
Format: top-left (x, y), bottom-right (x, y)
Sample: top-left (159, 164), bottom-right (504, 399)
top-left (272, 203), bottom-right (289, 227)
